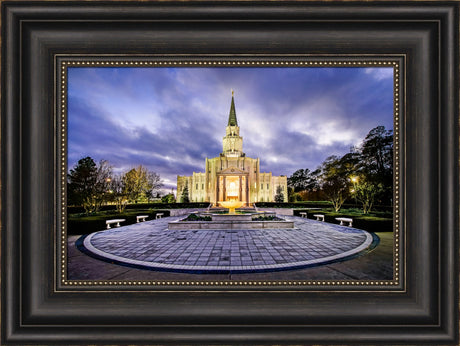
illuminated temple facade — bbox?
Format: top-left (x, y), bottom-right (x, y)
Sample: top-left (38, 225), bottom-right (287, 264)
top-left (177, 93), bottom-right (288, 206)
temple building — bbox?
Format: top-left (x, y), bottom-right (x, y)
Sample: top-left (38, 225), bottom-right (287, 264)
top-left (176, 92), bottom-right (288, 206)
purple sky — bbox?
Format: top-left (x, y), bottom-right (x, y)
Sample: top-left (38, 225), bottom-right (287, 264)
top-left (68, 67), bottom-right (394, 192)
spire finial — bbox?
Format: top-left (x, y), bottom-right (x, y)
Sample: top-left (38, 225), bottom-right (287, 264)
top-left (227, 91), bottom-right (238, 126)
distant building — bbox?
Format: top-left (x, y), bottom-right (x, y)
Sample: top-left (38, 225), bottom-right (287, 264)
top-left (177, 92), bottom-right (288, 205)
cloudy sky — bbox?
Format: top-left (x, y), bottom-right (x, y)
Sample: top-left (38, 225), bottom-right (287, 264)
top-left (68, 67), bottom-right (394, 192)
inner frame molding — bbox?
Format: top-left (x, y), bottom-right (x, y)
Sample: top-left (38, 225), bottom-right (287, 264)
top-left (57, 56), bottom-right (403, 289)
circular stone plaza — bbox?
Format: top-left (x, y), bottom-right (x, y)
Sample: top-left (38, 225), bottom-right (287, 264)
top-left (68, 214), bottom-right (393, 281)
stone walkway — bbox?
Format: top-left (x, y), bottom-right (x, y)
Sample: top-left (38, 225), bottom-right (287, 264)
top-left (76, 216), bottom-right (376, 274)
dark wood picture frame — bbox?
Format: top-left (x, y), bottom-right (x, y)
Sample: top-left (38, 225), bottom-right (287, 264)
top-left (2, 1), bottom-right (458, 345)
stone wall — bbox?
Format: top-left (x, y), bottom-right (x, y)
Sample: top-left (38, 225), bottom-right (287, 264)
top-left (169, 207), bottom-right (294, 216)
top-left (256, 207), bottom-right (293, 216)
top-left (168, 208), bottom-right (210, 216)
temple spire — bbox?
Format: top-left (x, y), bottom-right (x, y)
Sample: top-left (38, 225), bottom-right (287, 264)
top-left (227, 90), bottom-right (238, 126)
top-left (222, 91), bottom-right (243, 157)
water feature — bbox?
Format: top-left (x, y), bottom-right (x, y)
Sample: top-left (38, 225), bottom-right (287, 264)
top-left (168, 200), bottom-right (294, 230)
top-left (218, 197), bottom-right (245, 215)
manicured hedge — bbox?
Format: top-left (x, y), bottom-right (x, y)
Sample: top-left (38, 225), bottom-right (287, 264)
top-left (341, 203), bottom-right (393, 213)
top-left (67, 202), bottom-right (210, 215)
top-left (256, 201), bottom-right (393, 213)
top-left (296, 208), bottom-right (393, 233)
top-left (67, 203), bottom-right (393, 235)
top-left (255, 201), bottom-right (332, 209)
top-left (67, 209), bottom-right (170, 235)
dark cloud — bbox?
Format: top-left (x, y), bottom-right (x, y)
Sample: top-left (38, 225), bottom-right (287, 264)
top-left (68, 67), bottom-right (394, 190)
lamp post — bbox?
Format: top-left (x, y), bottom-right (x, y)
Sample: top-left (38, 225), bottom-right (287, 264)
top-left (105, 178), bottom-right (112, 205)
top-left (350, 176), bottom-right (358, 207)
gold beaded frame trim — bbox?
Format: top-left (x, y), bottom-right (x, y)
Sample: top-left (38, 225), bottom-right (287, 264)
top-left (57, 57), bottom-right (402, 290)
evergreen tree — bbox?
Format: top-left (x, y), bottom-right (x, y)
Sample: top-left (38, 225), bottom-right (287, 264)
top-left (67, 157), bottom-right (112, 214)
top-left (274, 185), bottom-right (285, 203)
top-left (161, 193), bottom-right (176, 203)
top-left (180, 183), bottom-right (190, 203)
top-left (287, 168), bottom-right (321, 193)
top-left (356, 126), bottom-right (393, 205)
top-left (285, 125), bottom-right (393, 208)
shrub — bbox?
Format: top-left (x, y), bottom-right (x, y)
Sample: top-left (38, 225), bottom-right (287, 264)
top-left (181, 213), bottom-right (212, 221)
top-left (67, 202), bottom-right (211, 214)
top-left (67, 209), bottom-right (170, 235)
top-left (252, 215), bottom-right (283, 221)
top-left (255, 201), bottom-right (332, 209)
top-left (300, 208), bottom-right (393, 232)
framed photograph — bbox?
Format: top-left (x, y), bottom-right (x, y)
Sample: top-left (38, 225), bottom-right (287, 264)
top-left (65, 61), bottom-right (396, 283)
top-left (2, 1), bottom-right (458, 345)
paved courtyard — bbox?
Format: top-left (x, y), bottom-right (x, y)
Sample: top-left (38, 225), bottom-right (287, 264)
top-left (68, 216), bottom-right (393, 280)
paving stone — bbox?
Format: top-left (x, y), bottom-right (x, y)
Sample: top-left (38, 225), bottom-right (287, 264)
top-left (69, 216), bottom-right (391, 278)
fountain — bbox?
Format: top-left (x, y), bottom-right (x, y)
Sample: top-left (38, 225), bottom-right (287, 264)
top-left (168, 197), bottom-right (294, 230)
top-left (218, 181), bottom-right (244, 214)
top-left (218, 196), bottom-right (245, 215)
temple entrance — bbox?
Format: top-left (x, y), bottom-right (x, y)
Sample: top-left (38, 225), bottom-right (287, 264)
top-left (216, 169), bottom-right (249, 206)
top-left (225, 176), bottom-right (240, 200)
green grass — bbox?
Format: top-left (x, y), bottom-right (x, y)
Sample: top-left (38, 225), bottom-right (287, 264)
top-left (67, 209), bottom-right (169, 235)
top-left (256, 201), bottom-right (332, 208)
top-left (67, 202), bottom-right (211, 215)
top-left (294, 208), bottom-right (393, 233)
top-left (67, 206), bottom-right (393, 235)
top-left (257, 201), bottom-right (393, 213)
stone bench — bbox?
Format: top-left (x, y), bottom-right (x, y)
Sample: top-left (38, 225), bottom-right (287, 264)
top-left (106, 219), bottom-right (125, 229)
top-left (299, 212), bottom-right (307, 218)
top-left (136, 215), bottom-right (148, 223)
top-left (156, 213), bottom-right (164, 219)
top-left (335, 217), bottom-right (353, 227)
top-left (314, 214), bottom-right (325, 222)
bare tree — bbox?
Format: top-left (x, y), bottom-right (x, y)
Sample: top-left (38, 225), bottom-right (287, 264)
top-left (109, 174), bottom-right (129, 213)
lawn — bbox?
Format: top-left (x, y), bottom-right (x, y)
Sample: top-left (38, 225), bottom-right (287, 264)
top-left (294, 207), bottom-right (393, 232)
top-left (67, 209), bottom-right (170, 235)
top-left (68, 204), bottom-right (393, 235)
